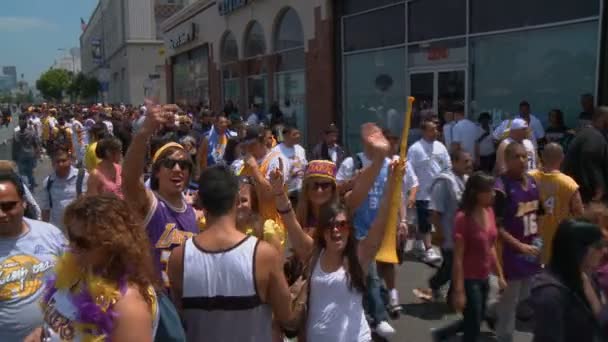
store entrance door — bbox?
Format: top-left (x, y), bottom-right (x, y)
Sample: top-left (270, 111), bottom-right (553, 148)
top-left (409, 69), bottom-right (466, 123)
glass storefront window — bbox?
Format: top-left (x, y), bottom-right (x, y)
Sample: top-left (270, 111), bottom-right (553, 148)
top-left (276, 71), bottom-right (306, 144)
top-left (244, 21), bottom-right (267, 57)
top-left (274, 8), bottom-right (304, 51)
top-left (470, 22), bottom-right (598, 127)
top-left (344, 47), bottom-right (406, 152)
top-left (221, 31), bottom-right (239, 62)
top-left (343, 4), bottom-right (405, 52)
top-left (471, 0), bottom-right (599, 33)
top-left (343, 0), bottom-right (404, 15)
top-left (408, 38), bottom-right (466, 68)
top-left (172, 46), bottom-right (209, 106)
top-left (408, 0), bottom-right (465, 42)
top-left (223, 78), bottom-right (240, 105)
top-left (248, 75), bottom-right (268, 112)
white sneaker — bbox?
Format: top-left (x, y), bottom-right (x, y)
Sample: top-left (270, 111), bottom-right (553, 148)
top-left (423, 248), bottom-right (442, 264)
top-left (374, 320), bottom-right (396, 339)
top-left (412, 240), bottom-right (426, 257)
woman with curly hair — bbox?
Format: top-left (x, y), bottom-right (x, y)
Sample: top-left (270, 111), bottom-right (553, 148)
top-left (25, 194), bottom-right (160, 342)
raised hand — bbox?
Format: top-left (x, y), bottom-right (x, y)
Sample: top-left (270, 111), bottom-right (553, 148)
top-left (269, 168), bottom-right (285, 195)
top-left (361, 123), bottom-right (390, 160)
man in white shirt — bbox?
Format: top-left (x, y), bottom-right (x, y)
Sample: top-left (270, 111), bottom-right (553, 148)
top-left (451, 104), bottom-right (479, 158)
top-left (407, 119), bottom-right (451, 264)
top-left (246, 104), bottom-right (261, 126)
top-left (272, 125), bottom-right (307, 203)
top-left (493, 101), bottom-right (545, 147)
top-left (495, 118), bottom-right (538, 175)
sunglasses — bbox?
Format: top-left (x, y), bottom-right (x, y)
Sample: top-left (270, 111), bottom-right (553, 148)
top-left (309, 182), bottom-right (333, 191)
top-left (332, 220), bottom-right (351, 232)
top-left (160, 158), bottom-right (192, 171)
top-left (0, 201), bottom-right (19, 212)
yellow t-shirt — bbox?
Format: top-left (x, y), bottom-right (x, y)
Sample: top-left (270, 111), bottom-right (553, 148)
top-left (84, 142), bottom-right (101, 172)
top-left (245, 219), bottom-right (285, 245)
top-left (528, 169), bottom-right (579, 263)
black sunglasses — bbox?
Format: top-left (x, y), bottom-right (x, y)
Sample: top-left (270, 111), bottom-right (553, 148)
top-left (0, 201), bottom-right (19, 212)
top-left (309, 182), bottom-right (333, 191)
top-left (160, 158), bottom-right (193, 171)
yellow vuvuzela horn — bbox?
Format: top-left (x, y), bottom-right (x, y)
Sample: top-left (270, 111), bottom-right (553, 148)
top-left (376, 96), bottom-right (415, 264)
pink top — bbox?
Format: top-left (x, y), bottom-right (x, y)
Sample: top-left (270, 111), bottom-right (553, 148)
top-left (97, 163), bottom-right (123, 198)
top-left (453, 208), bottom-right (498, 280)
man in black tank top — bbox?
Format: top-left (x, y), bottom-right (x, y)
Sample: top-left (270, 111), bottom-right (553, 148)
top-left (167, 165), bottom-right (293, 341)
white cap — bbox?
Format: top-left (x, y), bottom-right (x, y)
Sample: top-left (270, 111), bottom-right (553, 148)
top-left (510, 118), bottom-right (528, 130)
top-left (140, 106), bottom-right (147, 113)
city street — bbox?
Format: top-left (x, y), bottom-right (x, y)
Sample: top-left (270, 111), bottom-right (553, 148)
top-left (23, 157), bottom-right (533, 342)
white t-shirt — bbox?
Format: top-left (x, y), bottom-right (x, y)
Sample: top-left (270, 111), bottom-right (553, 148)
top-left (452, 118), bottom-right (479, 156)
top-left (336, 153), bottom-right (418, 192)
top-left (328, 145), bottom-right (338, 164)
top-left (246, 113), bottom-right (259, 126)
top-left (493, 115), bottom-right (545, 147)
top-left (272, 143), bottom-right (307, 193)
top-left (407, 139), bottom-right (451, 201)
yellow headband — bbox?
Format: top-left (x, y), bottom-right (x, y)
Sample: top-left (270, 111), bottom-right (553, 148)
top-left (152, 142), bottom-right (184, 163)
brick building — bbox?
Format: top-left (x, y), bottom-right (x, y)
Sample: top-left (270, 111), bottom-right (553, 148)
top-left (161, 0), bottom-right (333, 145)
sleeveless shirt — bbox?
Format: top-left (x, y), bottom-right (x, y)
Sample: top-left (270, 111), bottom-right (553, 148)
top-left (144, 193), bottom-right (198, 289)
top-left (182, 236), bottom-right (272, 341)
top-left (43, 286), bottom-right (159, 341)
top-left (353, 159), bottom-right (389, 240)
top-left (494, 175), bottom-right (542, 280)
top-left (97, 163), bottom-right (123, 198)
top-left (528, 170), bottom-right (579, 263)
top-left (306, 251), bottom-right (371, 342)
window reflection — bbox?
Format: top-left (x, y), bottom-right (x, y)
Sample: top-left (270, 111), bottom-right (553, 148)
top-left (408, 0), bottom-right (465, 42)
top-left (274, 8), bottom-right (304, 51)
top-left (470, 0), bottom-right (599, 33)
top-left (244, 21), bottom-right (267, 57)
top-left (343, 5), bottom-right (405, 52)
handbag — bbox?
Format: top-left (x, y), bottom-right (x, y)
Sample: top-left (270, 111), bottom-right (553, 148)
top-left (282, 250), bottom-right (320, 337)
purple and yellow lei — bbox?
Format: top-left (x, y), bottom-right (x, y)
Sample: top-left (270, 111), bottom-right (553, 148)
top-left (41, 252), bottom-right (126, 342)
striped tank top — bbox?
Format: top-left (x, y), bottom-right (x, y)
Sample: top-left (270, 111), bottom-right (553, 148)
top-left (182, 236), bottom-right (272, 341)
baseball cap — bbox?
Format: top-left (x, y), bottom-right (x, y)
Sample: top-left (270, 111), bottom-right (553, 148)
top-left (510, 118), bottom-right (528, 130)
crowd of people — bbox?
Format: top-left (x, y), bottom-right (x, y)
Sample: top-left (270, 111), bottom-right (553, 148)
top-left (0, 94), bottom-right (607, 342)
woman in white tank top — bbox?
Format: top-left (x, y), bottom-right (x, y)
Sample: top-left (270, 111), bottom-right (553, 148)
top-left (270, 136), bottom-right (401, 342)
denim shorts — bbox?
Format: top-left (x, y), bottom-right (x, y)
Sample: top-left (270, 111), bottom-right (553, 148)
top-left (416, 200), bottom-right (432, 234)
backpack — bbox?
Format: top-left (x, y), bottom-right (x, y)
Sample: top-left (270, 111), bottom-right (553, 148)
top-left (154, 291), bottom-right (187, 342)
top-left (46, 168), bottom-right (85, 209)
top-left (354, 153), bottom-right (364, 171)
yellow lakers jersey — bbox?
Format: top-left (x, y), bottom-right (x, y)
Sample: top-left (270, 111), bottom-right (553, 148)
top-left (528, 169), bottom-right (579, 263)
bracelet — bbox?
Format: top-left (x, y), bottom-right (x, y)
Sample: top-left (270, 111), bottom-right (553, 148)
top-left (277, 205), bottom-right (292, 215)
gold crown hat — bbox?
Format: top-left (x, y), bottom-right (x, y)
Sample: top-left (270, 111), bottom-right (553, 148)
top-left (305, 160), bottom-right (337, 182)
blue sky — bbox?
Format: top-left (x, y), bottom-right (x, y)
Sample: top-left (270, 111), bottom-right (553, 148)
top-left (0, 0), bottom-right (98, 85)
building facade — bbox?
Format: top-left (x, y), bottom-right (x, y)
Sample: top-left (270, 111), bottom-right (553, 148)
top-left (80, 0), bottom-right (183, 104)
top-left (162, 0), bottom-right (334, 144)
top-left (337, 0), bottom-right (602, 151)
top-left (53, 48), bottom-right (82, 74)
top-left (0, 67), bottom-right (17, 92)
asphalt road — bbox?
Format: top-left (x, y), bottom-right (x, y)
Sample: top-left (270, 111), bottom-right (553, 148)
top-left (21, 156), bottom-right (533, 342)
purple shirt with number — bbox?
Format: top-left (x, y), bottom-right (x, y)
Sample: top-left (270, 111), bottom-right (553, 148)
top-left (145, 193), bottom-right (198, 289)
top-left (495, 175), bottom-right (542, 280)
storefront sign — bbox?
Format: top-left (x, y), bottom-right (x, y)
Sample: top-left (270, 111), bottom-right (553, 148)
top-left (91, 39), bottom-right (102, 65)
top-left (218, 0), bottom-right (254, 16)
top-left (170, 23), bottom-right (197, 49)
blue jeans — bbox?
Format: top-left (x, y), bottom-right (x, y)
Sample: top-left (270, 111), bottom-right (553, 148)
top-left (364, 262), bottom-right (388, 323)
top-left (433, 278), bottom-right (489, 342)
top-left (16, 158), bottom-right (36, 189)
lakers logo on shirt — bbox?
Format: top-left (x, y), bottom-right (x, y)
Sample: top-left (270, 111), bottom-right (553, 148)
top-left (0, 254), bottom-right (54, 300)
top-left (156, 223), bottom-right (195, 287)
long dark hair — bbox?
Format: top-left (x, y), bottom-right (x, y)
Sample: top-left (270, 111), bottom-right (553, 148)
top-left (459, 171), bottom-right (494, 216)
top-left (314, 201), bottom-right (366, 293)
top-left (548, 219), bottom-right (603, 305)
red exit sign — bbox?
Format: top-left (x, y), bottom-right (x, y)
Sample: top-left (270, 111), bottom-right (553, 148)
top-left (427, 47), bottom-right (449, 61)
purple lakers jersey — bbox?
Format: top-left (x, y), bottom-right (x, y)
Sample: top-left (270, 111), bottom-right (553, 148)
top-left (495, 174), bottom-right (542, 280)
top-left (146, 194), bottom-right (198, 288)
